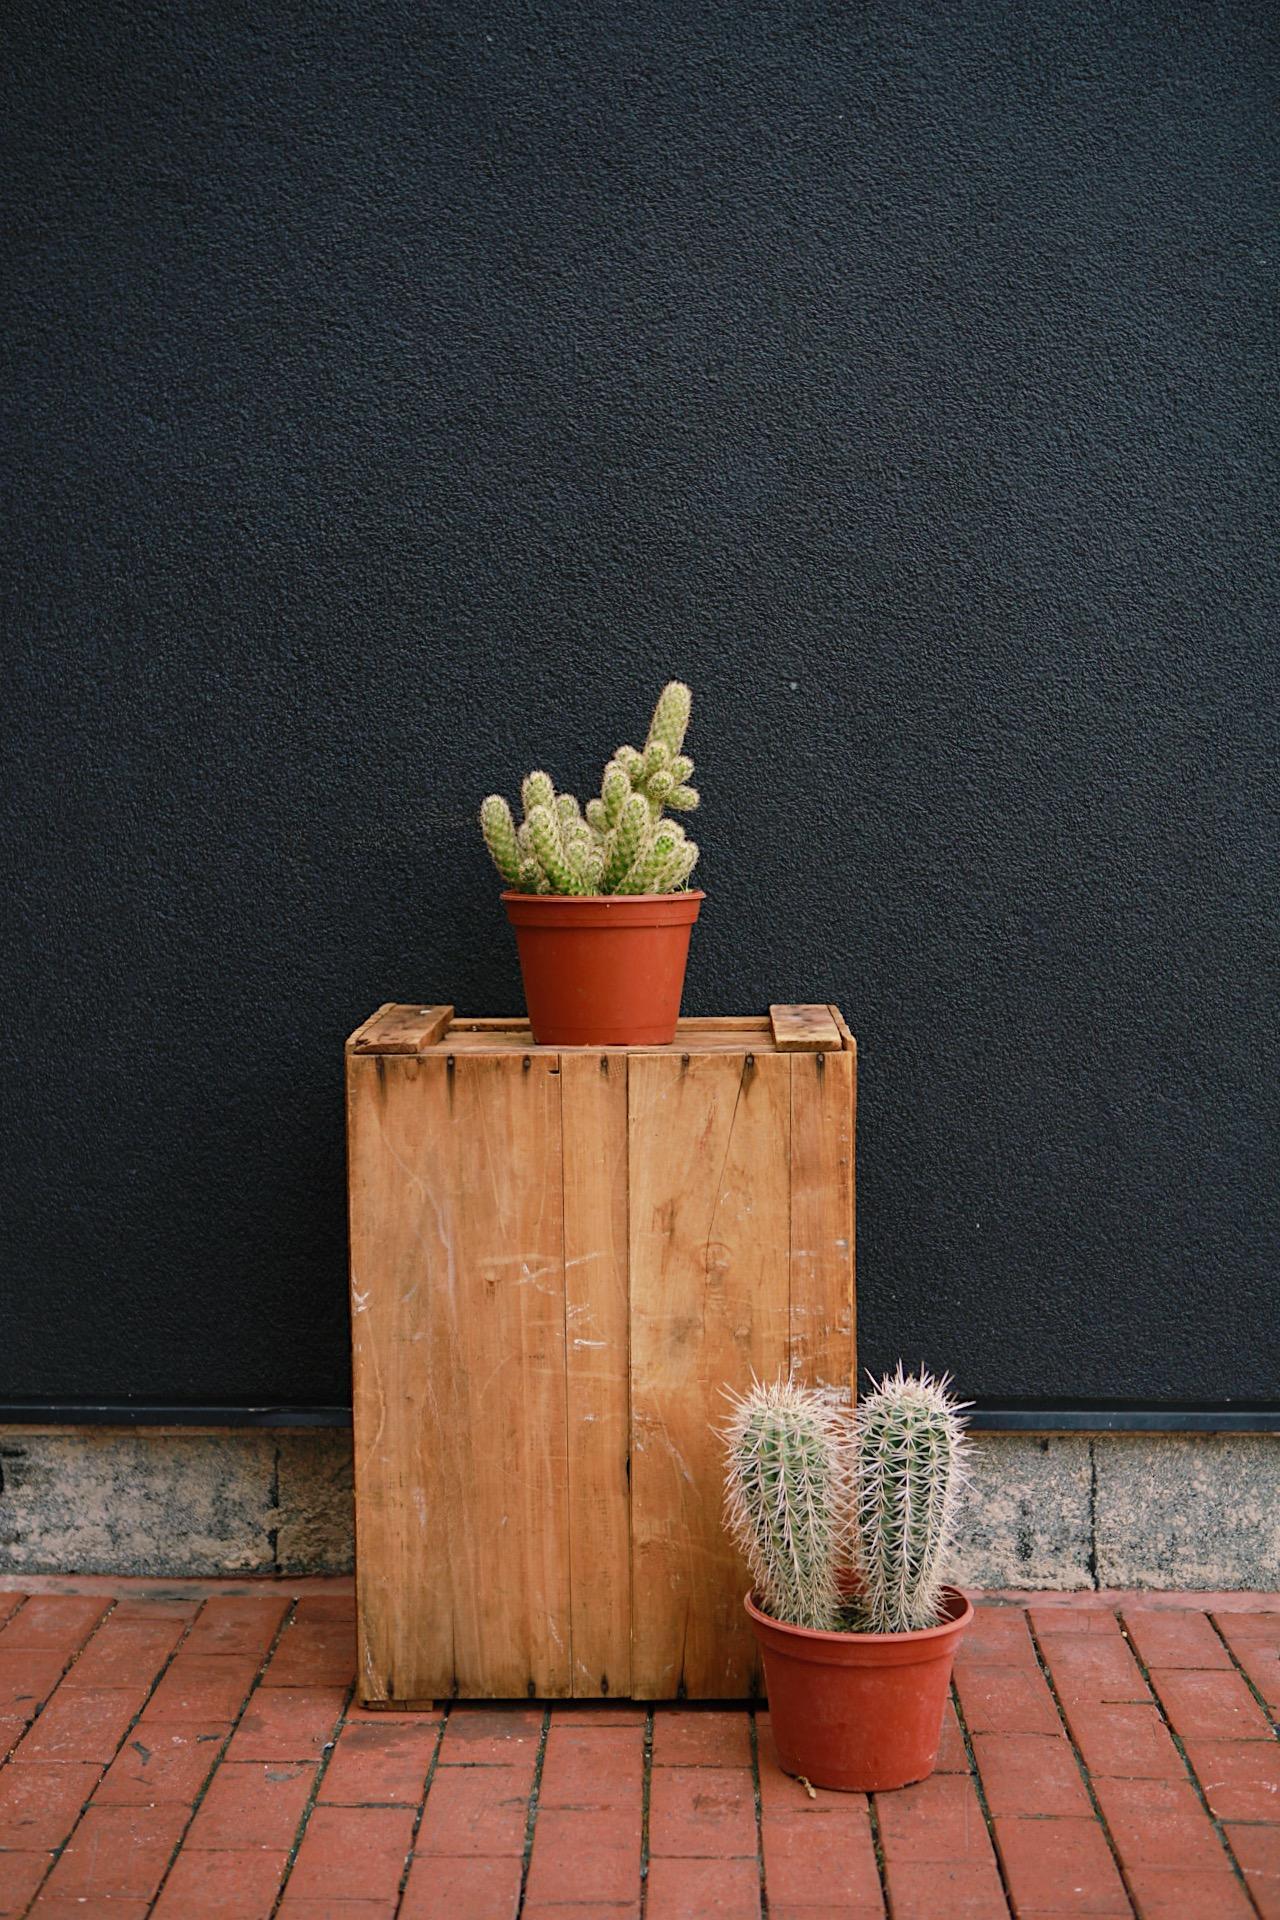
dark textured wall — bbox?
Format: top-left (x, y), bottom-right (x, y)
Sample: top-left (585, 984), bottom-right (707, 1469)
top-left (3, 2), bottom-right (1276, 1411)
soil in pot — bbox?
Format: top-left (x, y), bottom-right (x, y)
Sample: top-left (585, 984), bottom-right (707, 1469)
top-left (746, 1585), bottom-right (974, 1793)
top-left (502, 889), bottom-right (703, 1046)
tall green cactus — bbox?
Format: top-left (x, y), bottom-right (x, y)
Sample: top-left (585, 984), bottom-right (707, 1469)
top-left (721, 1377), bottom-right (853, 1632)
top-left (850, 1367), bottom-right (971, 1634)
top-left (478, 682), bottom-right (702, 895)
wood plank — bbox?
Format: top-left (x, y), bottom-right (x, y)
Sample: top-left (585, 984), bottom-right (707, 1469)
top-left (560, 1053), bottom-right (632, 1698)
top-left (348, 1050), bottom-right (570, 1702)
top-left (827, 1004), bottom-right (856, 1050)
top-left (674, 1017), bottom-right (771, 1032)
top-left (769, 1003), bottom-right (842, 1052)
top-left (629, 1051), bottom-right (792, 1698)
top-left (789, 1048), bottom-right (856, 1398)
top-left (346, 1003), bottom-right (397, 1051)
top-left (441, 1030), bottom-right (537, 1051)
top-left (349, 1004), bottom-right (454, 1054)
top-left (443, 1031), bottom-right (772, 1055)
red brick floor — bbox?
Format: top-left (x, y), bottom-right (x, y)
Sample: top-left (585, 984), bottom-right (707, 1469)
top-left (0, 1579), bottom-right (1275, 1918)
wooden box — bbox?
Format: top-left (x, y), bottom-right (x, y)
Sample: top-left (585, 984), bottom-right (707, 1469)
top-left (346, 1004), bottom-right (856, 1704)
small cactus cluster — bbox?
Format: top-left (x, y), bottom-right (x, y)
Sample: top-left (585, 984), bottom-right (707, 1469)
top-left (721, 1367), bottom-right (970, 1635)
top-left (480, 682), bottom-right (701, 896)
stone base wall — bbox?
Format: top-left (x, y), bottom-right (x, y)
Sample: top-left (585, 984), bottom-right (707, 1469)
top-left (0, 1427), bottom-right (1275, 1588)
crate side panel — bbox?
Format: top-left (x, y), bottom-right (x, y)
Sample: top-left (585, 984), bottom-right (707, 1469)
top-left (561, 1052), bottom-right (632, 1697)
top-left (628, 1051), bottom-right (791, 1699)
top-left (789, 1048), bottom-right (856, 1396)
top-left (348, 1051), bottom-right (570, 1700)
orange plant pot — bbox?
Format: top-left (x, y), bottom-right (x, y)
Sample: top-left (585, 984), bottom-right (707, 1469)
top-left (501, 890), bottom-right (704, 1046)
top-left (746, 1586), bottom-right (973, 1792)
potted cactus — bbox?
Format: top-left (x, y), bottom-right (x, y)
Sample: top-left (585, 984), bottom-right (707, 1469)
top-left (479, 682), bottom-right (704, 1045)
top-left (723, 1368), bottom-right (973, 1792)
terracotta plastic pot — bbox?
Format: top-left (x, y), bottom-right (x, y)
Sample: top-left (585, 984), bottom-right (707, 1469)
top-left (746, 1585), bottom-right (974, 1792)
top-left (502, 890), bottom-right (704, 1046)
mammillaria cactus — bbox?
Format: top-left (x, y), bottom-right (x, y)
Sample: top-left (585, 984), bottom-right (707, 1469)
top-left (479, 682), bottom-right (701, 895)
top-left (851, 1367), bottom-right (970, 1634)
top-left (721, 1376), bottom-right (852, 1632)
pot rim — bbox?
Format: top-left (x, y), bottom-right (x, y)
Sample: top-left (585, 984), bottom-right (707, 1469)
top-left (744, 1584), bottom-right (974, 1648)
top-left (500, 889), bottom-right (705, 905)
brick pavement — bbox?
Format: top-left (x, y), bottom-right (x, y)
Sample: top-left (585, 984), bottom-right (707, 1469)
top-left (0, 1580), bottom-right (1274, 1917)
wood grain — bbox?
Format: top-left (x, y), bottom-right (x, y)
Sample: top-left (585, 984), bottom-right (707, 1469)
top-left (628, 1050), bottom-right (792, 1698)
top-left (349, 1004), bottom-right (454, 1054)
top-left (348, 1050), bottom-right (570, 1702)
top-left (789, 1048), bottom-right (856, 1397)
top-left (769, 1003), bottom-right (842, 1051)
top-left (560, 1053), bottom-right (632, 1697)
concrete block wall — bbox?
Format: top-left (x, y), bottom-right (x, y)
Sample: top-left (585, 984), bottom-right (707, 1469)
top-left (0, 1427), bottom-right (1275, 1588)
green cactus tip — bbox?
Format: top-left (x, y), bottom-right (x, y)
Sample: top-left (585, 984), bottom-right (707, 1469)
top-left (646, 680), bottom-right (693, 759)
top-left (480, 794), bottom-right (521, 885)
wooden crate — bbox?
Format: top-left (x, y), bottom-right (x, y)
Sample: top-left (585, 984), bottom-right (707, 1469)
top-left (346, 1004), bottom-right (856, 1704)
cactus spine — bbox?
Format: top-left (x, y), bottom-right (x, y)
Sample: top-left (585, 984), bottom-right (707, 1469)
top-left (851, 1367), bottom-right (970, 1634)
top-left (478, 682), bottom-right (702, 895)
top-left (721, 1377), bottom-right (853, 1632)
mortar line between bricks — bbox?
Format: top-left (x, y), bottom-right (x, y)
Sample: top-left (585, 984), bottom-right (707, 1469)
top-left (147, 1593), bottom-right (301, 1917)
top-left (638, 1705), bottom-right (655, 1919)
top-left (1026, 1613), bottom-right (1138, 1917)
top-left (949, 1671), bottom-right (1016, 1917)
top-left (268, 1667), bottom-right (360, 1917)
top-left (18, 1591), bottom-right (192, 1919)
top-left (1206, 1609), bottom-right (1280, 1730)
top-left (391, 1697), bottom-right (452, 1917)
top-left (865, 1779), bottom-right (890, 1916)
top-left (1119, 1613), bottom-right (1264, 1917)
top-left (748, 1705), bottom-right (769, 1918)
top-left (513, 1702), bottom-right (552, 1917)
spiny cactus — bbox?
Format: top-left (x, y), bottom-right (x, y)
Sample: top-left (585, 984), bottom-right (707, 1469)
top-left (480, 795), bottom-right (521, 885)
top-left (721, 1376), bottom-right (853, 1632)
top-left (479, 682), bottom-right (702, 895)
top-left (720, 1367), bottom-right (970, 1637)
top-left (609, 682), bottom-right (701, 819)
top-left (850, 1367), bottom-right (971, 1634)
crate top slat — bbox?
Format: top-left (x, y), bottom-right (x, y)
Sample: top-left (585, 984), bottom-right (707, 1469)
top-left (346, 1004), bottom-right (852, 1056)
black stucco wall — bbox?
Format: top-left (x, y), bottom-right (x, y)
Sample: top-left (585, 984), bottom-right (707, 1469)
top-left (3, 2), bottom-right (1276, 1411)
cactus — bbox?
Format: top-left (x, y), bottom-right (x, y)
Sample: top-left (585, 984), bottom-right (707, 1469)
top-left (478, 682), bottom-right (703, 894)
top-left (721, 1366), bottom-right (970, 1638)
top-left (646, 680), bottom-right (692, 759)
top-left (602, 791), bottom-right (651, 890)
top-left (722, 1376), bottom-right (853, 1632)
top-left (849, 1367), bottom-right (971, 1634)
top-left (601, 761), bottom-right (631, 825)
top-left (479, 795), bottom-right (521, 885)
top-left (526, 805), bottom-right (579, 894)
